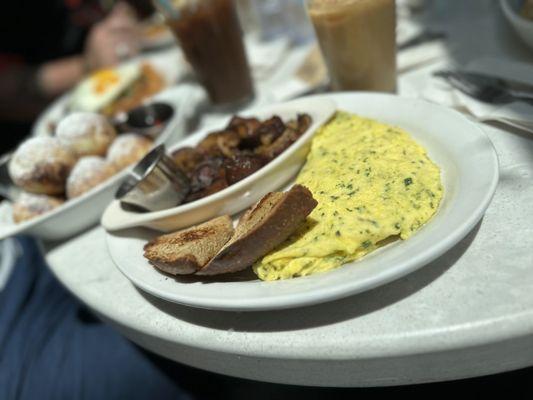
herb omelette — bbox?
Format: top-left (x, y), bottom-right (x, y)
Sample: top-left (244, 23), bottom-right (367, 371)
top-left (253, 111), bottom-right (443, 281)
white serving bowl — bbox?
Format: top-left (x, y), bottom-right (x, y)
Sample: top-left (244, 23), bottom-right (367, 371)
top-left (101, 97), bottom-right (337, 232)
top-left (0, 87), bottom-right (192, 242)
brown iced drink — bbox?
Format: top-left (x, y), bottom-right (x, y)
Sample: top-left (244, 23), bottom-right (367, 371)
top-left (307, 0), bottom-right (396, 92)
top-left (165, 0), bottom-right (254, 106)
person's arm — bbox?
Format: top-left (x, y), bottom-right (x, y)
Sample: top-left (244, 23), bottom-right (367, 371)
top-left (37, 56), bottom-right (87, 98)
top-left (0, 64), bottom-right (54, 121)
top-left (0, 56), bottom-right (87, 122)
top-left (0, 2), bottom-right (140, 122)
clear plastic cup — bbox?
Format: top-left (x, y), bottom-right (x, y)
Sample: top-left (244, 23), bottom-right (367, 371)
top-left (156, 0), bottom-right (255, 107)
top-left (306, 0), bottom-right (397, 92)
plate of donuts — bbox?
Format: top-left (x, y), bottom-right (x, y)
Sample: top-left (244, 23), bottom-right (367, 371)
top-left (0, 88), bottom-right (192, 241)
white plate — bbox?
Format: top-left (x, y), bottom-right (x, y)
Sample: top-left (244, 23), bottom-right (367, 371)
top-left (31, 48), bottom-right (187, 138)
top-left (0, 86), bottom-right (193, 242)
top-left (106, 92), bottom-right (499, 311)
top-left (101, 97), bottom-right (337, 232)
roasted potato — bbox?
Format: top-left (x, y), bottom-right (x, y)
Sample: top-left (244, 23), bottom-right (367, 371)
top-left (233, 116), bottom-right (285, 149)
top-left (224, 153), bottom-right (267, 184)
top-left (187, 157), bottom-right (229, 201)
top-left (170, 147), bottom-right (204, 175)
top-left (255, 126), bottom-right (300, 160)
top-left (297, 113), bottom-right (312, 135)
top-left (165, 113), bottom-right (312, 205)
top-left (227, 116), bottom-right (261, 137)
top-left (197, 130), bottom-right (240, 158)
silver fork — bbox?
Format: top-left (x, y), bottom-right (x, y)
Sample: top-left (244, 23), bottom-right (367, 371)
top-left (434, 70), bottom-right (533, 105)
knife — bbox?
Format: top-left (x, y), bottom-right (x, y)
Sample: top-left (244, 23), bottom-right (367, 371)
top-left (435, 70), bottom-right (533, 93)
top-left (398, 30), bottom-right (447, 50)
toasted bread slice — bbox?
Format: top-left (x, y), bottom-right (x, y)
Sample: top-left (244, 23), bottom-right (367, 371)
top-left (143, 215), bottom-right (234, 275)
top-left (197, 185), bottom-right (317, 276)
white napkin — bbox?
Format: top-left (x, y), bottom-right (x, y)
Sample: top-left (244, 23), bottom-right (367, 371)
top-left (402, 57), bottom-right (533, 133)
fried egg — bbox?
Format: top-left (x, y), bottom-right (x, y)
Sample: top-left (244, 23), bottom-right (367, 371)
top-left (254, 111), bottom-right (443, 281)
top-left (70, 63), bottom-right (142, 113)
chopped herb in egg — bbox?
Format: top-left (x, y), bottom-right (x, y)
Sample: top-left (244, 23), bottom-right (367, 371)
top-left (254, 112), bottom-right (443, 281)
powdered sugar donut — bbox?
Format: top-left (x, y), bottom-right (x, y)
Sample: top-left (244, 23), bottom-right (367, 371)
top-left (56, 112), bottom-right (116, 157)
top-left (12, 192), bottom-right (64, 223)
top-left (66, 156), bottom-right (116, 199)
top-left (106, 133), bottom-right (153, 170)
top-left (9, 137), bottom-right (77, 195)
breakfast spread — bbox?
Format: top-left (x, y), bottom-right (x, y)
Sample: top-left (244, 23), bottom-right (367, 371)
top-left (142, 110), bottom-right (443, 281)
top-left (143, 185), bottom-right (318, 276)
top-left (70, 63), bottom-right (165, 117)
top-left (11, 90), bottom-right (446, 287)
top-left (254, 112), bottom-right (443, 280)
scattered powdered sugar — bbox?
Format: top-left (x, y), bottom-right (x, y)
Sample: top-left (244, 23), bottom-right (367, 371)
top-left (16, 192), bottom-right (64, 212)
top-left (67, 156), bottom-right (114, 188)
top-left (107, 133), bottom-right (152, 163)
top-left (9, 137), bottom-right (76, 181)
top-left (56, 112), bottom-right (113, 139)
top-left (12, 191), bottom-right (64, 222)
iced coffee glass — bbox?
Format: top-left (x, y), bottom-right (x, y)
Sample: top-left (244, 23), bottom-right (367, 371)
top-left (306, 0), bottom-right (397, 92)
top-left (155, 0), bottom-right (254, 107)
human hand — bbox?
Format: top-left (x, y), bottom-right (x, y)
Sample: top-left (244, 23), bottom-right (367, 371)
top-left (84, 2), bottom-right (141, 71)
